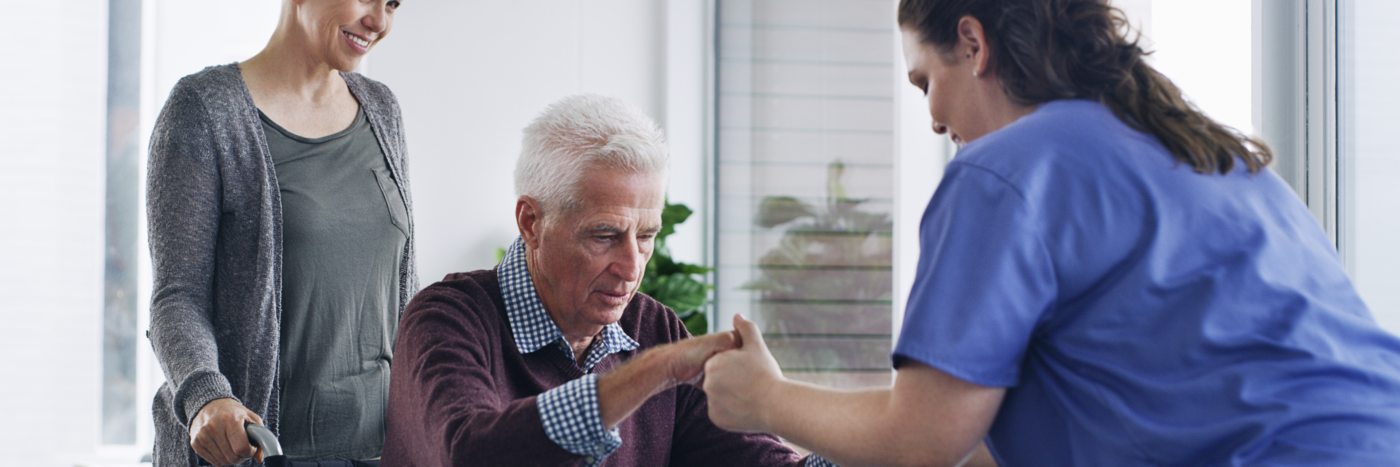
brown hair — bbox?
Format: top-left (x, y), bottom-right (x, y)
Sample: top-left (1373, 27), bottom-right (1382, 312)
top-left (897, 0), bottom-right (1271, 174)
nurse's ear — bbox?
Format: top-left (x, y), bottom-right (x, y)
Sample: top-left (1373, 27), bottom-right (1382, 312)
top-left (954, 15), bottom-right (993, 79)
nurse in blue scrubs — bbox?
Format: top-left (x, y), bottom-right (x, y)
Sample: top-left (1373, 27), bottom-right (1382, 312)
top-left (700, 0), bottom-right (1400, 466)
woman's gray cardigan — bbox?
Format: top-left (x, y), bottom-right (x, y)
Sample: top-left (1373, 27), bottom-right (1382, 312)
top-left (146, 63), bottom-right (417, 467)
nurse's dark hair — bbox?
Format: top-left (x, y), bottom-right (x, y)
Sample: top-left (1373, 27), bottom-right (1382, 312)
top-left (897, 0), bottom-right (1272, 174)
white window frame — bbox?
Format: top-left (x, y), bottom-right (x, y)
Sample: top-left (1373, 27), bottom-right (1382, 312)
top-left (1255, 0), bottom-right (1341, 254)
top-left (667, 0), bottom-right (719, 333)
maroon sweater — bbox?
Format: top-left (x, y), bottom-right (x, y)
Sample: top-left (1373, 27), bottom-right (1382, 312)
top-left (383, 269), bottom-right (808, 466)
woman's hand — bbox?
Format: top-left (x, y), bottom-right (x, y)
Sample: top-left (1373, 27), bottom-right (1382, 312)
top-left (188, 398), bottom-right (264, 466)
top-left (702, 314), bottom-right (786, 432)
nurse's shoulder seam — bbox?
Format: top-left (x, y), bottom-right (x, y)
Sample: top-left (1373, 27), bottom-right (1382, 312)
top-left (942, 160), bottom-right (1033, 203)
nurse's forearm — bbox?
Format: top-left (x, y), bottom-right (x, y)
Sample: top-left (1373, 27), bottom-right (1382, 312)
top-left (711, 358), bottom-right (1003, 467)
top-left (756, 379), bottom-right (981, 467)
top-left (704, 316), bottom-right (1005, 466)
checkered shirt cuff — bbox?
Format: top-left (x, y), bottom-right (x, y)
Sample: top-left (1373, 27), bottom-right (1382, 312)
top-left (537, 374), bottom-right (622, 466)
top-left (806, 454), bottom-right (840, 467)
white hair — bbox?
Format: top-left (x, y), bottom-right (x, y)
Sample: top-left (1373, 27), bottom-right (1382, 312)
top-left (515, 94), bottom-right (669, 214)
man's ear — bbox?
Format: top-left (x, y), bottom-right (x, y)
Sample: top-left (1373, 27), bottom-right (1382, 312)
top-left (517, 196), bottom-right (545, 249)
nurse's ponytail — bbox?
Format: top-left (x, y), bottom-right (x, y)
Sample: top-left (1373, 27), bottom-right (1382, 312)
top-left (898, 0), bottom-right (1272, 175)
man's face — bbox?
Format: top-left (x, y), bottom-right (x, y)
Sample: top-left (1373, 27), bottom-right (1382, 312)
top-left (525, 169), bottom-right (665, 334)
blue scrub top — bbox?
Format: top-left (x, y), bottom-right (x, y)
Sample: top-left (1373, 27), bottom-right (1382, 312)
top-left (895, 100), bottom-right (1400, 466)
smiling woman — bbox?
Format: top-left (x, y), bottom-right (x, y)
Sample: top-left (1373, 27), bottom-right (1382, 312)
top-left (145, 0), bottom-right (414, 465)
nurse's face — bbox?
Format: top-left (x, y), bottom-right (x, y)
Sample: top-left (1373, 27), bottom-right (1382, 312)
top-left (296, 0), bottom-right (400, 72)
top-left (901, 26), bottom-right (979, 146)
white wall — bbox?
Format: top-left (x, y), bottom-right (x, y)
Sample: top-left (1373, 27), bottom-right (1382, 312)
top-left (369, 1), bottom-right (707, 284)
top-left (0, 1), bottom-right (109, 465)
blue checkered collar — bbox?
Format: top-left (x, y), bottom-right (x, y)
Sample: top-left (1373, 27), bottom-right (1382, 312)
top-left (497, 237), bottom-right (640, 370)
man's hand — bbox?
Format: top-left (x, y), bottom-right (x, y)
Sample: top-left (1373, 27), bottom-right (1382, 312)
top-left (661, 328), bottom-right (742, 385)
top-left (188, 398), bottom-right (264, 466)
top-left (702, 314), bottom-right (785, 432)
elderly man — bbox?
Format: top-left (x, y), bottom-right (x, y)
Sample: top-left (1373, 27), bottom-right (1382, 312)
top-left (382, 95), bottom-right (834, 466)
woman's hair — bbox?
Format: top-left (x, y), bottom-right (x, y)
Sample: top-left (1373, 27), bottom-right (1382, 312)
top-left (516, 94), bottom-right (669, 214)
top-left (898, 0), bottom-right (1271, 174)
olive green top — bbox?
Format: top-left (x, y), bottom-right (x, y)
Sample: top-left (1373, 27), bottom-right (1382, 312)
top-left (261, 107), bottom-right (407, 460)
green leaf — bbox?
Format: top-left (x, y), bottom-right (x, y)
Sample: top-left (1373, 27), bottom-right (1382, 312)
top-left (650, 250), bottom-right (679, 275)
top-left (646, 273), bottom-right (708, 313)
top-left (673, 261), bottom-right (713, 275)
top-left (680, 310), bottom-right (708, 336)
top-left (657, 201), bottom-right (693, 243)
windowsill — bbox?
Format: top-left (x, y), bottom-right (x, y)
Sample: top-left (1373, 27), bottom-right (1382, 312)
top-left (71, 445), bottom-right (152, 467)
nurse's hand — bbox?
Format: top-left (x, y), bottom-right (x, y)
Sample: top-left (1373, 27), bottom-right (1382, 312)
top-left (703, 314), bottom-right (785, 432)
top-left (189, 397), bottom-right (264, 466)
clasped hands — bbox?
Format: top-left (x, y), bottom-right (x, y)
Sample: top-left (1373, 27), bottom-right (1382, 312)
top-left (656, 314), bottom-right (788, 434)
top-left (597, 313), bottom-right (786, 434)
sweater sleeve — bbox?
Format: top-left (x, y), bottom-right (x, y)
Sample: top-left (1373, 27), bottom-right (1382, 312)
top-left (145, 80), bottom-right (237, 426)
top-left (385, 284), bottom-right (582, 466)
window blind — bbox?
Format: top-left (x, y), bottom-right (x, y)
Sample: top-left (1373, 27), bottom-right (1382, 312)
top-left (715, 0), bottom-right (896, 389)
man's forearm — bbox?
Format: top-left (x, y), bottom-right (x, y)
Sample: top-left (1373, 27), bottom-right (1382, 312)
top-left (596, 347), bottom-right (677, 429)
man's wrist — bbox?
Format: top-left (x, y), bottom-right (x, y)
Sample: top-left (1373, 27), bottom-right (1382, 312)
top-left (620, 344), bottom-right (682, 395)
top-left (596, 344), bottom-right (685, 429)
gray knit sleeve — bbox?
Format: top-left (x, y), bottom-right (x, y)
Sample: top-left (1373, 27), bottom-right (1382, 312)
top-left (146, 80), bottom-right (237, 426)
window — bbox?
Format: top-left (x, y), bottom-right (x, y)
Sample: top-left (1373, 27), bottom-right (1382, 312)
top-left (714, 0), bottom-right (897, 389)
top-left (104, 0), bottom-right (142, 446)
top-left (1254, 0), bottom-right (1400, 336)
top-left (1338, 0), bottom-right (1400, 332)
top-left (1115, 0), bottom-right (1256, 148)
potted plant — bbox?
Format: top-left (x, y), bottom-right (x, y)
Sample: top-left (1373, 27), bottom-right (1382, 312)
top-left (741, 161), bottom-right (893, 376)
top-left (639, 200), bottom-right (713, 336)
